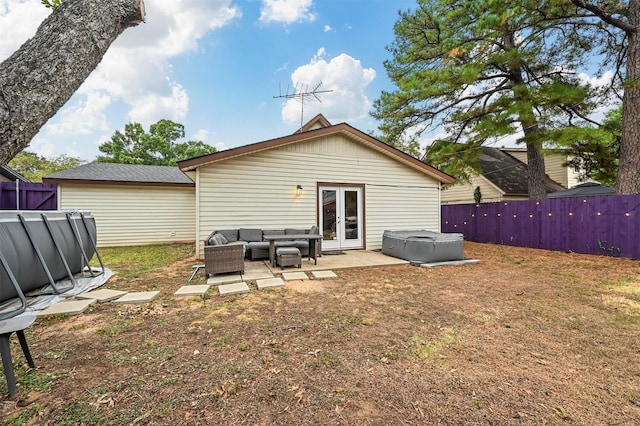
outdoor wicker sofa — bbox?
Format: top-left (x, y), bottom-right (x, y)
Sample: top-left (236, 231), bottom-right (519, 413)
top-left (203, 226), bottom-right (320, 275)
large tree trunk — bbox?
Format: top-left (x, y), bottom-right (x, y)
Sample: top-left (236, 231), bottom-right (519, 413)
top-left (504, 32), bottom-right (548, 199)
top-left (0, 0), bottom-right (145, 166)
top-left (524, 129), bottom-right (548, 200)
top-left (617, 2), bottom-right (640, 194)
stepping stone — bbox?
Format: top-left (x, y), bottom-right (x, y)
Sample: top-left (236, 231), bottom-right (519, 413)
top-left (77, 289), bottom-right (127, 303)
top-left (282, 271), bottom-right (308, 281)
top-left (256, 277), bottom-right (285, 290)
top-left (310, 270), bottom-right (338, 279)
top-left (37, 299), bottom-right (96, 316)
top-left (112, 291), bottom-right (160, 304)
top-left (174, 284), bottom-right (210, 296)
top-left (207, 274), bottom-right (243, 285)
top-left (218, 282), bottom-right (250, 296)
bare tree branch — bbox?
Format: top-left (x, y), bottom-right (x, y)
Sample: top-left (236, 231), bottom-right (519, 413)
top-left (568, 0), bottom-right (634, 33)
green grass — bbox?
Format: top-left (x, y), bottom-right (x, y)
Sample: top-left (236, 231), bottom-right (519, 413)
top-left (56, 401), bottom-right (106, 425)
top-left (95, 243), bottom-right (194, 279)
top-left (4, 404), bottom-right (41, 426)
top-left (20, 368), bottom-right (69, 393)
top-left (412, 327), bottom-right (464, 362)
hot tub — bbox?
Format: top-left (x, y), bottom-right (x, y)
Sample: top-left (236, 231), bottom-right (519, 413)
top-left (382, 230), bottom-right (464, 263)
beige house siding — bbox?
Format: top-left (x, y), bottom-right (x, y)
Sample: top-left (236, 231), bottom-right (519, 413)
top-left (441, 175), bottom-right (505, 205)
top-left (544, 154), bottom-right (570, 187)
top-left (507, 150), bottom-right (527, 164)
top-left (58, 184), bottom-right (195, 247)
top-left (195, 135), bottom-right (442, 258)
top-left (0, 175), bottom-right (11, 182)
top-left (502, 148), bottom-right (581, 188)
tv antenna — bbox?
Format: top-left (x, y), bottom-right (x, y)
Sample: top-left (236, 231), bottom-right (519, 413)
top-left (274, 81), bottom-right (333, 129)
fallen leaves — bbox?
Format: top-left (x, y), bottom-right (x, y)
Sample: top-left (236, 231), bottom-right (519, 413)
top-left (91, 393), bottom-right (115, 408)
top-left (288, 384), bottom-right (310, 405)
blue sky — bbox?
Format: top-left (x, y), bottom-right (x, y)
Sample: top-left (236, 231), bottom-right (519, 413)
top-left (0, 0), bottom-right (419, 161)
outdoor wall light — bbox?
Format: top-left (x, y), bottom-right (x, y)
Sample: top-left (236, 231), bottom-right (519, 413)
top-left (296, 185), bottom-right (303, 196)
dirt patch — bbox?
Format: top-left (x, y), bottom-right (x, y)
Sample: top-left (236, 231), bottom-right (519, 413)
top-left (2, 242), bottom-right (640, 424)
top-left (284, 279), bottom-right (328, 293)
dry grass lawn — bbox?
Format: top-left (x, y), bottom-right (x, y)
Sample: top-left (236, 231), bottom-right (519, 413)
top-left (1, 241), bottom-right (640, 425)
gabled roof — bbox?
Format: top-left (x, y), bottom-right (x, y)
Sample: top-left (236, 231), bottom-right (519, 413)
top-left (479, 147), bottom-right (564, 195)
top-left (547, 182), bottom-right (615, 198)
top-left (297, 114), bottom-right (332, 133)
top-left (43, 162), bottom-right (194, 187)
top-left (1, 165), bottom-right (30, 182)
top-left (178, 116), bottom-right (455, 184)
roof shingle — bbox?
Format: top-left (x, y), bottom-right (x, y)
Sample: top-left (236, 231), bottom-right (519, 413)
top-left (479, 147), bottom-right (563, 195)
top-left (43, 162), bottom-right (193, 185)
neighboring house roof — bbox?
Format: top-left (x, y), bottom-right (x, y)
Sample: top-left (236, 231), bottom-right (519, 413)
top-left (178, 114), bottom-right (455, 184)
top-left (547, 182), bottom-right (615, 198)
top-left (479, 146), bottom-right (564, 195)
top-left (0, 165), bottom-right (30, 182)
top-left (43, 162), bottom-right (194, 187)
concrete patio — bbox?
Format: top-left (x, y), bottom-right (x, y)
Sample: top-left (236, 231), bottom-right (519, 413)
top-left (205, 249), bottom-right (408, 286)
top-left (268, 249), bottom-right (408, 272)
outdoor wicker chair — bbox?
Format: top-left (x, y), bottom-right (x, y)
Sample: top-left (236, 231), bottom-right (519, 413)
top-left (204, 244), bottom-right (244, 276)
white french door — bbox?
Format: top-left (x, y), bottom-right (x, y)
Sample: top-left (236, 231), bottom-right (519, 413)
top-left (319, 186), bottom-right (363, 250)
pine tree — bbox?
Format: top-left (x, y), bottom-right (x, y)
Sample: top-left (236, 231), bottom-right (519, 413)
top-left (373, 0), bottom-right (613, 198)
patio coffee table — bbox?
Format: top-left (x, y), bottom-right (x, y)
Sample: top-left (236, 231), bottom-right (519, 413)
top-left (263, 234), bottom-right (322, 267)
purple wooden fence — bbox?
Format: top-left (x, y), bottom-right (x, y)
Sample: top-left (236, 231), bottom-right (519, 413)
top-left (0, 182), bottom-right (58, 210)
top-left (441, 195), bottom-right (640, 259)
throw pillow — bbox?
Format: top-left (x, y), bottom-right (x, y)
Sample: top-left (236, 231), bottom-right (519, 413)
top-left (239, 228), bottom-right (263, 242)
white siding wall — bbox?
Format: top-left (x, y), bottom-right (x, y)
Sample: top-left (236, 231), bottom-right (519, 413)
top-left (543, 154), bottom-right (569, 187)
top-left (507, 150), bottom-right (528, 164)
top-left (503, 149), bottom-right (581, 188)
top-left (565, 155), bottom-right (582, 188)
top-left (441, 175), bottom-right (504, 204)
top-left (58, 184), bottom-right (195, 247)
top-left (196, 135), bottom-right (441, 257)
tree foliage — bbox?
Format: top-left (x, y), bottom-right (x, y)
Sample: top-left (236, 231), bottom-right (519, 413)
top-left (41, 0), bottom-right (64, 9)
top-left (566, 0), bottom-right (640, 194)
top-left (550, 106), bottom-right (621, 187)
top-left (8, 151), bottom-right (84, 182)
top-left (373, 0), bottom-right (617, 198)
top-left (97, 119), bottom-right (216, 166)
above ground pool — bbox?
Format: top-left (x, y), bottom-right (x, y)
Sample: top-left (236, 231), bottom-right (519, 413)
top-left (382, 230), bottom-right (464, 264)
top-left (0, 211), bottom-right (99, 306)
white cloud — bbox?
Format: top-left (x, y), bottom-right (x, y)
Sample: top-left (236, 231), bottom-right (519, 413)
top-left (578, 70), bottom-right (613, 88)
top-left (282, 49), bottom-right (376, 126)
top-left (46, 91), bottom-right (111, 136)
top-left (27, 137), bottom-right (55, 158)
top-left (259, 0), bottom-right (316, 24)
top-left (0, 0), bottom-right (49, 59)
top-left (192, 129), bottom-right (209, 142)
top-left (73, 0), bottom-right (239, 127)
top-left (324, 24), bottom-right (332, 32)
top-left (128, 84), bottom-right (190, 124)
